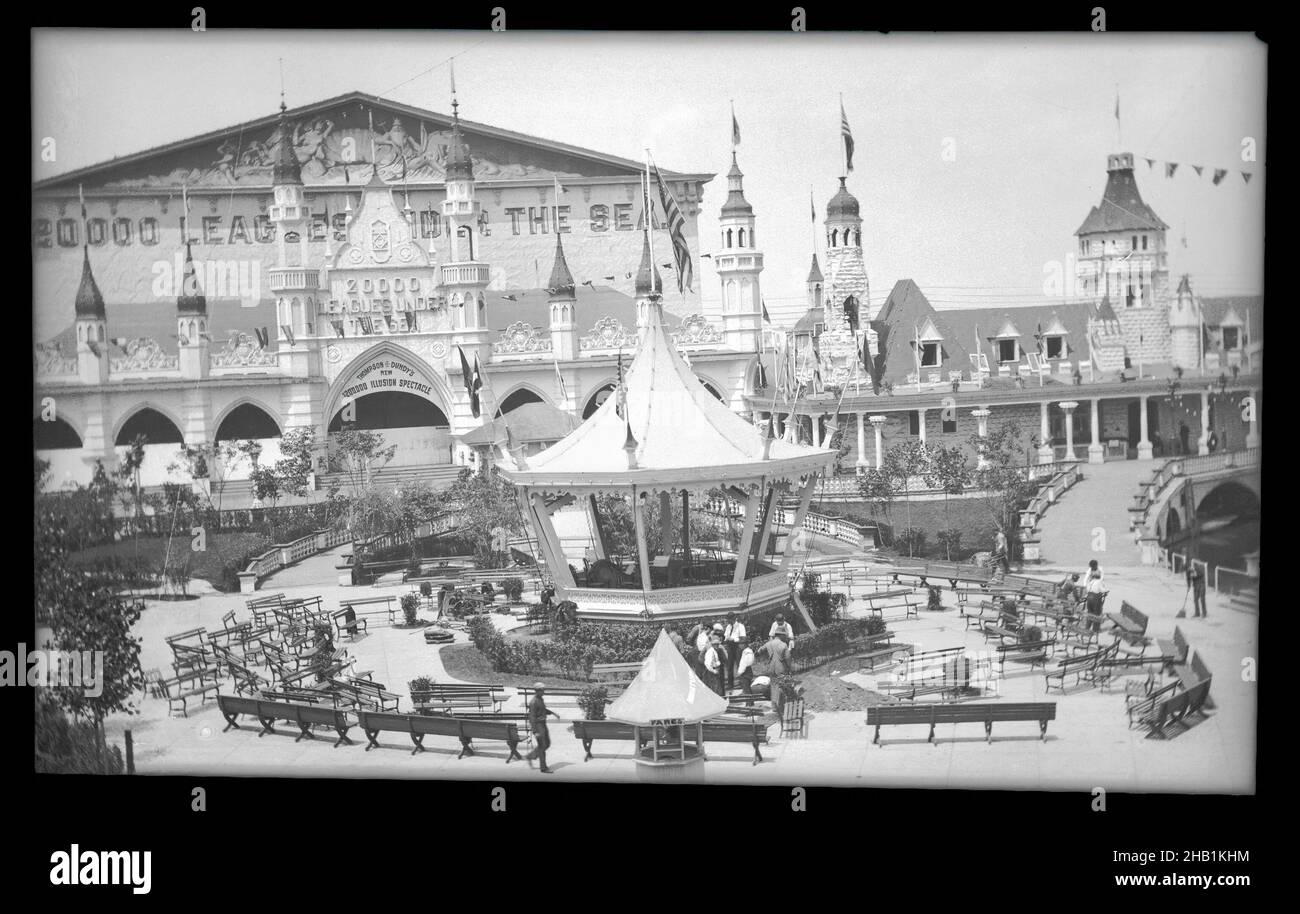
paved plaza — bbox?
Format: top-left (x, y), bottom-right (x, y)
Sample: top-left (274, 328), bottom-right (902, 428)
top-left (106, 536), bottom-right (1255, 792)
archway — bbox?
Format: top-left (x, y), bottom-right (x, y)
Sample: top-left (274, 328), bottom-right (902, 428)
top-left (700, 380), bottom-right (726, 402)
top-left (1197, 481), bottom-right (1260, 522)
top-left (34, 416), bottom-right (82, 449)
top-left (116, 407), bottom-right (182, 445)
top-left (328, 391), bottom-right (452, 469)
top-left (583, 382), bottom-right (617, 419)
top-left (1165, 508), bottom-right (1182, 541)
top-left (496, 387), bottom-right (545, 417)
top-left (216, 403), bottom-right (281, 441)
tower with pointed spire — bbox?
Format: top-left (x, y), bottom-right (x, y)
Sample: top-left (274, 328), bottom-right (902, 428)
top-left (176, 233), bottom-right (210, 380)
top-left (267, 98), bottom-right (320, 378)
top-left (806, 254), bottom-right (824, 313)
top-left (547, 232), bottom-right (578, 360)
top-left (634, 230), bottom-right (663, 333)
top-left (1074, 152), bottom-right (1172, 367)
top-left (715, 152), bottom-right (764, 352)
top-left (440, 78), bottom-right (491, 345)
top-left (74, 244), bottom-right (109, 385)
top-left (823, 176), bottom-right (869, 331)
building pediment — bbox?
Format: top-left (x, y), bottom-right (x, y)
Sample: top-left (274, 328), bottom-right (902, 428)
top-left (36, 92), bottom-right (711, 194)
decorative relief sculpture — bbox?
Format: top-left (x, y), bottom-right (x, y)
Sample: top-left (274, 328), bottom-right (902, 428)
top-left (672, 313), bottom-right (723, 347)
top-left (580, 316), bottom-right (635, 351)
top-left (209, 332), bottom-right (279, 369)
top-left (34, 342), bottom-right (77, 377)
top-left (110, 338), bottom-right (178, 372)
top-left (493, 321), bottom-right (553, 355)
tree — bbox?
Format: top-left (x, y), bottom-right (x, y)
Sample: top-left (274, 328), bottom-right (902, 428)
top-left (116, 434), bottom-right (148, 531)
top-left (438, 468), bottom-right (522, 567)
top-left (881, 439), bottom-right (933, 551)
top-left (329, 428), bottom-right (397, 498)
top-left (926, 443), bottom-right (972, 557)
top-left (275, 427), bottom-right (318, 500)
top-left (172, 439), bottom-right (250, 514)
top-left (35, 472), bottom-right (146, 773)
top-left (969, 421), bottom-right (1039, 565)
top-left (857, 467), bottom-right (894, 518)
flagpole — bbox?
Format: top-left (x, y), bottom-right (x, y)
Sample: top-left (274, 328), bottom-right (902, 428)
top-left (839, 92), bottom-right (846, 176)
top-left (643, 150), bottom-right (656, 295)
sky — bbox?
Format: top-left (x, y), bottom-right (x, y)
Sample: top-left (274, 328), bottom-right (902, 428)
top-left (32, 30), bottom-right (1266, 327)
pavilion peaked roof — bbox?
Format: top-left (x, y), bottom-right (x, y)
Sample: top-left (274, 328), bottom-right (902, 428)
top-left (606, 631), bottom-right (729, 725)
top-left (497, 296), bottom-right (836, 488)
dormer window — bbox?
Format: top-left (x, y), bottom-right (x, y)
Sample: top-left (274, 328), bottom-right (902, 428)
top-left (1045, 336), bottom-right (1064, 359)
top-left (920, 342), bottom-right (940, 367)
top-left (998, 339), bottom-right (1017, 363)
top-left (1223, 327), bottom-right (1240, 350)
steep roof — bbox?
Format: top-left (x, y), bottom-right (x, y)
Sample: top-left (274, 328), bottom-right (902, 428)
top-left (806, 254), bottom-right (824, 284)
top-left (546, 232), bottom-right (575, 297)
top-left (826, 177), bottom-right (860, 220)
top-left (1075, 161), bottom-right (1168, 235)
top-left (606, 630), bottom-right (729, 724)
top-left (458, 401), bottom-right (580, 446)
top-left (719, 153), bottom-right (754, 217)
top-left (497, 297), bottom-right (836, 486)
top-left (1198, 294), bottom-right (1263, 333)
top-left (35, 90), bottom-right (711, 192)
top-left (73, 248), bottom-right (106, 320)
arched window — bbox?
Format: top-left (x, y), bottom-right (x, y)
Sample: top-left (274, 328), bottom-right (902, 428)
top-left (496, 387), bottom-right (545, 417)
top-left (216, 403), bottom-right (281, 441)
top-left (831, 229), bottom-right (839, 247)
top-left (726, 229), bottom-right (733, 248)
top-left (737, 227), bottom-right (746, 247)
top-left (116, 408), bottom-right (183, 445)
top-left (34, 416), bottom-right (82, 449)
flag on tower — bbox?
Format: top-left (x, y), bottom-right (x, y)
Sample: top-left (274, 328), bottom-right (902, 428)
top-left (840, 98), bottom-right (855, 173)
top-left (553, 353), bottom-right (568, 403)
top-left (762, 299), bottom-right (771, 324)
top-left (731, 102), bottom-right (741, 147)
top-left (810, 189), bottom-right (816, 223)
top-left (458, 346), bottom-right (482, 418)
top-left (651, 159), bottom-right (693, 294)
top-left (254, 327), bottom-right (270, 349)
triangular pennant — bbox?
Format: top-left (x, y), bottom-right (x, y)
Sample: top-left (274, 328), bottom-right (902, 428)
top-left (86, 340), bottom-right (101, 358)
top-left (1165, 162), bottom-right (1178, 178)
top-left (1242, 172), bottom-right (1252, 184)
top-left (281, 325), bottom-right (295, 347)
top-left (1144, 158), bottom-right (1156, 169)
top-left (1192, 165), bottom-right (1204, 177)
top-left (1212, 168), bottom-right (1227, 186)
top-left (332, 319), bottom-right (346, 338)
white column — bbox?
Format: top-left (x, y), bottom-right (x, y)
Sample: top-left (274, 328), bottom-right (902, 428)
top-left (1198, 391), bottom-right (1211, 456)
top-left (812, 414), bottom-right (822, 447)
top-left (855, 412), bottom-right (867, 471)
top-left (870, 415), bottom-right (886, 469)
top-left (733, 488), bottom-right (763, 584)
top-left (1087, 398), bottom-right (1104, 464)
top-left (1137, 395), bottom-right (1153, 460)
top-left (916, 408), bottom-right (927, 444)
top-left (972, 408), bottom-right (991, 468)
top-left (779, 474), bottom-right (819, 572)
top-left (1038, 400), bottom-right (1053, 462)
top-left (1059, 401), bottom-right (1078, 460)
top-left (753, 486), bottom-right (781, 571)
top-left (1245, 389), bottom-right (1259, 448)
top-left (632, 490), bottom-right (652, 592)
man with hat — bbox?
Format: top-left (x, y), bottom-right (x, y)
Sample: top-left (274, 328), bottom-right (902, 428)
top-left (724, 612), bottom-right (747, 690)
top-left (524, 682), bottom-right (560, 773)
top-left (702, 629), bottom-right (724, 695)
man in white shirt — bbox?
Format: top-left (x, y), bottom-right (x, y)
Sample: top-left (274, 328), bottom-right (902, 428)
top-left (769, 612), bottom-right (794, 640)
top-left (736, 638), bottom-right (757, 693)
top-left (701, 636), bottom-right (722, 695)
top-left (724, 613), bottom-right (747, 688)
top-left (1084, 571), bottom-right (1106, 631)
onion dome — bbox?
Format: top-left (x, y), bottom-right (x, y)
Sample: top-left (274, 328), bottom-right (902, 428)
top-left (272, 103), bottom-right (302, 186)
top-left (176, 241), bottom-right (207, 315)
top-left (720, 152), bottom-right (753, 217)
top-left (74, 247), bottom-right (106, 319)
top-left (445, 99), bottom-right (474, 183)
top-left (547, 231), bottom-right (575, 298)
top-left (826, 176), bottom-right (860, 219)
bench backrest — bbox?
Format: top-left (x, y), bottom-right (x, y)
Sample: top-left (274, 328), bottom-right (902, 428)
top-left (572, 719), bottom-right (637, 740)
top-left (869, 702), bottom-right (1055, 726)
top-left (1190, 651), bottom-right (1212, 683)
top-left (222, 610), bottom-right (238, 628)
top-left (247, 594), bottom-right (284, 609)
top-left (458, 718), bottom-right (521, 741)
top-left (699, 720), bottom-right (770, 743)
top-left (345, 595), bottom-right (395, 607)
top-left (166, 628), bottom-right (207, 645)
top-left (218, 694), bottom-right (262, 716)
top-left (1121, 601), bottom-right (1149, 630)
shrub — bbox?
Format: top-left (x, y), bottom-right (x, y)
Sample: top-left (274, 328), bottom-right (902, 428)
top-left (34, 696), bottom-right (125, 775)
top-left (400, 593), bottom-right (420, 625)
top-left (419, 581), bottom-right (433, 598)
top-left (774, 674), bottom-right (803, 700)
top-left (896, 528), bottom-right (927, 557)
top-left (1020, 625), bottom-right (1043, 644)
top-left (927, 586), bottom-right (944, 612)
top-left (864, 615), bottom-right (887, 636)
top-left (409, 675), bottom-right (437, 695)
top-left (936, 528), bottom-right (963, 560)
top-left (577, 686), bottom-right (609, 720)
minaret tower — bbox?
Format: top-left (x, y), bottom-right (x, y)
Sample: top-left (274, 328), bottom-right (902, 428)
top-left (715, 152), bottom-right (763, 352)
top-left (547, 232), bottom-right (578, 360)
top-left (1169, 274), bottom-right (1202, 372)
top-left (74, 229), bottom-right (109, 386)
top-left (806, 253), bottom-right (824, 315)
top-left (824, 176), bottom-right (869, 330)
top-left (267, 97), bottom-right (319, 378)
top-left (176, 220), bottom-right (210, 381)
top-left (440, 75), bottom-right (490, 348)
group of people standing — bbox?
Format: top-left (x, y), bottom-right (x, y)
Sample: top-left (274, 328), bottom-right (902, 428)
top-left (1056, 559), bottom-right (1108, 631)
top-left (665, 611), bottom-right (797, 704)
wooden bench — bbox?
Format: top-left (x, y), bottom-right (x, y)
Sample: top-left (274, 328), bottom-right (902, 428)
top-left (570, 717), bottom-right (772, 764)
top-left (158, 668), bottom-right (220, 717)
top-left (331, 607), bottom-right (370, 641)
top-left (995, 638), bottom-right (1057, 674)
top-left (1106, 601), bottom-right (1149, 642)
top-left (246, 593), bottom-right (285, 627)
top-left (1044, 643), bottom-right (1117, 693)
top-left (590, 662), bottom-right (644, 682)
top-left (860, 588), bottom-right (920, 620)
top-left (341, 595), bottom-right (398, 626)
top-left (412, 684), bottom-right (507, 714)
top-left (344, 677), bottom-right (401, 712)
top-left (1156, 625), bottom-right (1190, 671)
top-left (1135, 677), bottom-right (1213, 738)
top-left (217, 694), bottom-right (354, 747)
top-left (1125, 679), bottom-right (1180, 728)
top-left (856, 631), bottom-right (907, 672)
top-left (355, 709), bottom-right (522, 760)
top-left (866, 702), bottom-right (1057, 746)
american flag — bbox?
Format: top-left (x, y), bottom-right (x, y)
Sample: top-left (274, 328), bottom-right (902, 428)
top-left (651, 161), bottom-right (693, 294)
top-left (840, 99), bottom-right (855, 173)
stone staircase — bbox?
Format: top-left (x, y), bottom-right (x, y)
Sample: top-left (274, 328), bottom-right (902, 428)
top-left (1033, 460), bottom-right (1158, 568)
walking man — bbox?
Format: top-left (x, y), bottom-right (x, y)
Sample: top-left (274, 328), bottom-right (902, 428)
top-left (702, 635), bottom-right (723, 696)
top-left (766, 633), bottom-right (792, 718)
top-left (1188, 563), bottom-right (1209, 618)
top-left (724, 612), bottom-right (747, 687)
top-left (524, 683), bottom-right (560, 773)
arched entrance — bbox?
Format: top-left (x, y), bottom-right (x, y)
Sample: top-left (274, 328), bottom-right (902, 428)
top-left (326, 344), bottom-right (454, 469)
top-left (583, 381), bottom-right (617, 419)
top-left (497, 386), bottom-right (545, 417)
top-left (114, 406), bottom-right (185, 488)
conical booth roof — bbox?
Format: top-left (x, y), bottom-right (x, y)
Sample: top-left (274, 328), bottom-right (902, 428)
top-left (606, 630), bottom-right (729, 725)
top-left (496, 297), bottom-right (835, 488)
